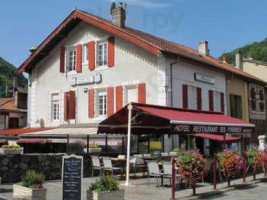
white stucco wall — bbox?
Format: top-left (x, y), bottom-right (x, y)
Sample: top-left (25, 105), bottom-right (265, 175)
top-left (30, 23), bottom-right (166, 127)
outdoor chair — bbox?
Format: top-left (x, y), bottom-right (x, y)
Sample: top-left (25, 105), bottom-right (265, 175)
top-left (130, 157), bottom-right (146, 177)
top-left (162, 161), bottom-right (181, 187)
top-left (147, 162), bottom-right (163, 187)
top-left (117, 155), bottom-right (126, 160)
top-left (143, 154), bottom-right (151, 158)
top-left (133, 154), bottom-right (143, 158)
top-left (91, 156), bottom-right (103, 177)
top-left (102, 156), bottom-right (123, 177)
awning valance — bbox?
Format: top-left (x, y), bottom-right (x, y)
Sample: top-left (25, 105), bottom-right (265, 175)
top-left (98, 103), bottom-right (254, 135)
top-left (17, 138), bottom-right (50, 144)
top-left (194, 133), bottom-right (241, 143)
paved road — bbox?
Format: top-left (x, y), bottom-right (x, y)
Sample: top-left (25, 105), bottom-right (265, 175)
top-left (0, 174), bottom-right (266, 200)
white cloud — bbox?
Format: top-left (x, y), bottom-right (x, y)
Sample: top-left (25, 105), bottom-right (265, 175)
top-left (107, 0), bottom-right (171, 8)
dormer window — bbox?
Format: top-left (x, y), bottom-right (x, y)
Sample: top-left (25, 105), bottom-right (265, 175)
top-left (67, 48), bottom-right (76, 72)
top-left (97, 41), bottom-right (108, 67)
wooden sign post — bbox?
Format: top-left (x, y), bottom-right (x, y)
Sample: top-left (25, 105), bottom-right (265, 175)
top-left (62, 155), bottom-right (83, 200)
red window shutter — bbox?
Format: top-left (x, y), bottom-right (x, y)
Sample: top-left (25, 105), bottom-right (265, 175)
top-left (88, 89), bottom-right (94, 118)
top-left (182, 85), bottom-right (188, 109)
top-left (69, 91), bottom-right (76, 119)
top-left (108, 37), bottom-right (115, 67)
top-left (107, 87), bottom-right (114, 117)
top-left (76, 44), bottom-right (82, 73)
top-left (64, 92), bottom-right (68, 120)
top-left (138, 83), bottom-right (146, 104)
top-left (209, 90), bottom-right (214, 112)
top-left (60, 46), bottom-right (65, 73)
top-left (220, 92), bottom-right (225, 113)
top-left (116, 86), bottom-right (123, 111)
top-left (197, 87), bottom-right (202, 111)
top-left (89, 41), bottom-right (95, 71)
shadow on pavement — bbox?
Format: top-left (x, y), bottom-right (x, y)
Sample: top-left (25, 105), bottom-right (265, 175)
top-left (0, 188), bottom-right (13, 194)
top-left (194, 190), bottom-right (225, 199)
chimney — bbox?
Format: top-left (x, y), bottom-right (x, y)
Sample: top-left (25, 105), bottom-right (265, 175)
top-left (222, 52), bottom-right (227, 63)
top-left (198, 41), bottom-right (209, 56)
top-left (111, 3), bottom-right (126, 28)
top-left (235, 51), bottom-right (243, 70)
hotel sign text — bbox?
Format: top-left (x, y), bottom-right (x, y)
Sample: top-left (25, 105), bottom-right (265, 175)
top-left (70, 73), bottom-right (102, 86)
top-left (194, 73), bottom-right (215, 85)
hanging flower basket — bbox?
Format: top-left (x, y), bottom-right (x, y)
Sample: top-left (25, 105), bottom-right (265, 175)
top-left (177, 151), bottom-right (208, 182)
top-left (246, 149), bottom-right (267, 173)
top-left (217, 151), bottom-right (243, 179)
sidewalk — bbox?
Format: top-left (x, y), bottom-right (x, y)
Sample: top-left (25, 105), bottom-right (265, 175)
top-left (0, 173), bottom-right (266, 200)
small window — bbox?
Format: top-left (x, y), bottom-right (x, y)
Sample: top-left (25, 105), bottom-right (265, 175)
top-left (82, 44), bottom-right (88, 64)
top-left (98, 91), bottom-right (107, 116)
top-left (67, 48), bottom-right (76, 72)
top-left (51, 94), bottom-right (60, 121)
top-left (97, 42), bottom-right (108, 67)
top-left (213, 91), bottom-right (221, 112)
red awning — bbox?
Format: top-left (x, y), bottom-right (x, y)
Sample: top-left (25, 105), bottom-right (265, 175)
top-left (17, 138), bottom-right (51, 144)
top-left (195, 133), bottom-right (241, 143)
top-left (0, 128), bottom-right (52, 136)
top-left (98, 103), bottom-right (254, 135)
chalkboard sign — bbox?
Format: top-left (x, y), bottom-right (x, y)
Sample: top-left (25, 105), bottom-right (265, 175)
top-left (62, 155), bottom-right (83, 200)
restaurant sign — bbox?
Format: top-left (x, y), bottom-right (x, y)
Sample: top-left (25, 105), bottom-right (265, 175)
top-left (172, 124), bottom-right (253, 134)
top-left (194, 73), bottom-right (215, 85)
top-left (70, 73), bottom-right (102, 86)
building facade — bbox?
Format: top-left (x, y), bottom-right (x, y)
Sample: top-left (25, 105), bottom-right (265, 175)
top-left (17, 6), bottom-right (265, 154)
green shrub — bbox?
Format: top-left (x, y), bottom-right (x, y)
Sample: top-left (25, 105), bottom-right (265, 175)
top-left (90, 176), bottom-right (119, 193)
top-left (20, 170), bottom-right (45, 188)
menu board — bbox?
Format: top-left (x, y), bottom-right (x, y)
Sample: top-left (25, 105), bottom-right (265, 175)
top-left (62, 155), bottom-right (83, 200)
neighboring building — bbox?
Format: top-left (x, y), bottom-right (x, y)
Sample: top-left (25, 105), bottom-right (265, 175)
top-left (0, 88), bottom-right (28, 130)
top-left (17, 5), bottom-right (264, 154)
top-left (242, 58), bottom-right (267, 142)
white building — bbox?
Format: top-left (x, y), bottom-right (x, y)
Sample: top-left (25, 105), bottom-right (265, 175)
top-left (18, 6), bottom-right (256, 154)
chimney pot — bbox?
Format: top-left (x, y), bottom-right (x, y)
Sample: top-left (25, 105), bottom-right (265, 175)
top-left (235, 51), bottom-right (243, 70)
top-left (198, 41), bottom-right (209, 56)
top-left (222, 52), bottom-right (227, 63)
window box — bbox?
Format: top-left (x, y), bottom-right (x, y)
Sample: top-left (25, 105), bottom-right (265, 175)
top-left (87, 189), bottom-right (125, 200)
top-left (13, 184), bottom-right (47, 200)
top-left (0, 148), bottom-right (23, 155)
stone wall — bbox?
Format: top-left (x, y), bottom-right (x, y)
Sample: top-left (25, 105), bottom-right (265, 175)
top-left (0, 154), bottom-right (92, 183)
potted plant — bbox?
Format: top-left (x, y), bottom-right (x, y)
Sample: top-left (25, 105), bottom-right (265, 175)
top-left (87, 176), bottom-right (125, 200)
top-left (13, 170), bottom-right (46, 200)
top-left (217, 150), bottom-right (243, 185)
top-left (0, 144), bottom-right (23, 155)
top-left (246, 149), bottom-right (267, 179)
top-left (84, 142), bottom-right (102, 153)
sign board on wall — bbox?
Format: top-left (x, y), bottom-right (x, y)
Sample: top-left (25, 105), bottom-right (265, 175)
top-left (194, 73), bottom-right (215, 84)
top-left (62, 155), bottom-right (83, 200)
top-left (70, 73), bottom-right (102, 86)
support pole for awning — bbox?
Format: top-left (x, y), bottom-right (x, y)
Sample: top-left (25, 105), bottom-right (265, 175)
top-left (124, 103), bottom-right (133, 187)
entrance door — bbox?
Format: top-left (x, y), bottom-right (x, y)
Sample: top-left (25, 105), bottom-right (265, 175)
top-left (8, 117), bottom-right (19, 129)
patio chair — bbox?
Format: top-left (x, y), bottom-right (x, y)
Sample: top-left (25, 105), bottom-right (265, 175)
top-left (162, 162), bottom-right (181, 187)
top-left (147, 162), bottom-right (163, 187)
top-left (143, 154), bottom-right (151, 158)
top-left (133, 154), bottom-right (143, 158)
top-left (91, 156), bottom-right (103, 177)
top-left (117, 155), bottom-right (126, 160)
top-left (102, 157), bottom-right (123, 177)
top-left (130, 157), bottom-right (146, 177)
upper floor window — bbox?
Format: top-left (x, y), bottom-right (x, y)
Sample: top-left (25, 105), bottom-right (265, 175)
top-left (124, 85), bottom-right (138, 105)
top-left (250, 84), bottom-right (265, 112)
top-left (97, 91), bottom-right (107, 116)
top-left (213, 91), bottom-right (221, 112)
top-left (97, 42), bottom-right (108, 67)
top-left (188, 85), bottom-right (197, 110)
top-left (67, 48), bottom-right (76, 72)
top-left (82, 44), bottom-right (88, 64)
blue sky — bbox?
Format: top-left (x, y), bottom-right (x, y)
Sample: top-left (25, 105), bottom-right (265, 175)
top-left (1, 0), bottom-right (267, 68)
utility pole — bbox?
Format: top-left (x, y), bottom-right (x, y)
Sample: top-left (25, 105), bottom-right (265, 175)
top-left (5, 84), bottom-right (8, 97)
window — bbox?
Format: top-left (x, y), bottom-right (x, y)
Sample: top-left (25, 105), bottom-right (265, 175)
top-left (249, 84), bottom-right (265, 112)
top-left (230, 94), bottom-right (242, 119)
top-left (188, 85), bottom-right (197, 110)
top-left (98, 91), bottom-right (107, 116)
top-left (97, 42), bottom-right (108, 67)
top-left (82, 44), bottom-right (88, 64)
top-left (51, 94), bottom-right (60, 121)
top-left (67, 48), bottom-right (76, 72)
top-left (213, 91), bottom-right (221, 112)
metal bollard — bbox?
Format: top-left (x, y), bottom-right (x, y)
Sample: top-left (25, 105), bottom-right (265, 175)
top-left (213, 154), bottom-right (217, 190)
top-left (243, 152), bottom-right (246, 182)
top-left (171, 157), bottom-right (175, 200)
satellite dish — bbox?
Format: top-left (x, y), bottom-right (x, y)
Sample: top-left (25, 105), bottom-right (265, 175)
top-left (110, 2), bottom-right (116, 14)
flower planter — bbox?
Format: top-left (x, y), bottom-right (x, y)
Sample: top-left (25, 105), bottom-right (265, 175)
top-left (13, 184), bottom-right (47, 200)
top-left (87, 189), bottom-right (125, 200)
top-left (84, 148), bottom-right (102, 153)
top-left (0, 148), bottom-right (23, 155)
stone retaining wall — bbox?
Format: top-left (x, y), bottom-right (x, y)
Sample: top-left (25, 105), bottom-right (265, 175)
top-left (0, 154), bottom-right (92, 183)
